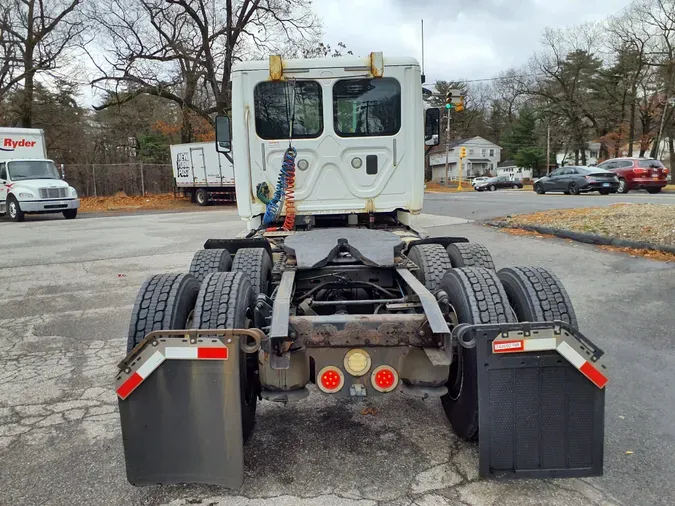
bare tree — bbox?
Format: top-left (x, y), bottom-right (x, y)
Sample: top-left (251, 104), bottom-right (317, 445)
top-left (90, 0), bottom-right (320, 140)
top-left (528, 26), bottom-right (604, 165)
top-left (0, 0), bottom-right (83, 127)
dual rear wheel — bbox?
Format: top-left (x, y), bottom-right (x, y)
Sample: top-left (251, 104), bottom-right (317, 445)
top-left (127, 246), bottom-right (273, 442)
top-left (410, 243), bottom-right (578, 441)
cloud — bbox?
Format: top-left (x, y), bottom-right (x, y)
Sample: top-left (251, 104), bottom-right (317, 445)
top-left (313, 0), bottom-right (633, 83)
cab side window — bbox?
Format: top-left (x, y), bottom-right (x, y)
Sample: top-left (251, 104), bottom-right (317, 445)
top-left (0, 163), bottom-right (6, 181)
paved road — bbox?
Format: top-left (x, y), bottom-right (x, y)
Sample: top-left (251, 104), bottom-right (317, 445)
top-left (1, 211), bottom-right (674, 506)
top-left (423, 189), bottom-right (675, 220)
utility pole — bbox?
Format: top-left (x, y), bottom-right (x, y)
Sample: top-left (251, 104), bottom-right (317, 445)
top-left (444, 110), bottom-right (451, 185)
top-left (547, 123), bottom-right (551, 175)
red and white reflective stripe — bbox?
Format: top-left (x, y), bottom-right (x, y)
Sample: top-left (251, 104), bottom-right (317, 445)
top-left (493, 337), bottom-right (557, 354)
top-left (116, 346), bottom-right (228, 400)
top-left (556, 341), bottom-right (608, 389)
top-left (165, 347), bottom-right (228, 360)
top-left (116, 350), bottom-right (165, 400)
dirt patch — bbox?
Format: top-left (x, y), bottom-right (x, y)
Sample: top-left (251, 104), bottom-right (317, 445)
top-left (500, 203), bottom-right (675, 248)
top-left (80, 193), bottom-right (194, 213)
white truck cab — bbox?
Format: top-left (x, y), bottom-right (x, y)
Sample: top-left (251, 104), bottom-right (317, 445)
top-left (0, 128), bottom-right (80, 222)
top-left (217, 53), bottom-right (439, 230)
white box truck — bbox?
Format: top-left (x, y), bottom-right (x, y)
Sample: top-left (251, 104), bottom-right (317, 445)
top-left (0, 127), bottom-right (80, 222)
top-left (170, 141), bottom-right (236, 205)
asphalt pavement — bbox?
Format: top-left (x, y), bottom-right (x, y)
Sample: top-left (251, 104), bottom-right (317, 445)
top-left (1, 205), bottom-right (674, 506)
top-left (423, 188), bottom-right (675, 220)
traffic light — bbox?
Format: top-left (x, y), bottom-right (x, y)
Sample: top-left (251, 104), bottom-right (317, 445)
top-left (459, 146), bottom-right (467, 158)
top-left (455, 97), bottom-right (465, 112)
top-left (445, 91), bottom-right (453, 109)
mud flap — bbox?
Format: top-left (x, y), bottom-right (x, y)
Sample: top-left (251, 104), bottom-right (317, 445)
top-left (458, 322), bottom-right (606, 479)
top-left (115, 333), bottom-right (246, 488)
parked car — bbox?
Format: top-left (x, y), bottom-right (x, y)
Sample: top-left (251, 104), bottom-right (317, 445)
top-left (471, 176), bottom-right (490, 187)
top-left (596, 157), bottom-right (669, 194)
top-left (533, 166), bottom-right (619, 195)
top-left (474, 176), bottom-right (523, 191)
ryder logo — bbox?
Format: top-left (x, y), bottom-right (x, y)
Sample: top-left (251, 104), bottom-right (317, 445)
top-left (1, 138), bottom-right (37, 152)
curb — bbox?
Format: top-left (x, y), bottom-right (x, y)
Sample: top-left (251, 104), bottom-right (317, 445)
top-left (485, 220), bottom-right (675, 255)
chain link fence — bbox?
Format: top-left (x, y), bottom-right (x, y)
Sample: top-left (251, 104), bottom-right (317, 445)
top-left (63, 163), bottom-right (174, 197)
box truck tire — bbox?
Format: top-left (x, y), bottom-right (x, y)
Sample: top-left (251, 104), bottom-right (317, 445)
top-left (63, 209), bottom-right (78, 220)
top-left (196, 189), bottom-right (209, 206)
top-left (8, 196), bottom-right (25, 222)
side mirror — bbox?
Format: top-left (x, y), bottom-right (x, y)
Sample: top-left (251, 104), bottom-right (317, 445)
top-left (215, 115), bottom-right (231, 154)
top-left (425, 108), bottom-right (440, 146)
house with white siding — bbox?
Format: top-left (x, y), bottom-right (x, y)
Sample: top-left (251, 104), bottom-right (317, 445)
top-left (428, 136), bottom-right (502, 182)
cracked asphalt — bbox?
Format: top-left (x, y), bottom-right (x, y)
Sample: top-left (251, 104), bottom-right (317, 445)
top-left (1, 205), bottom-right (674, 506)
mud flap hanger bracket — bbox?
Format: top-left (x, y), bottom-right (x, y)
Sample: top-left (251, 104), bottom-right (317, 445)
top-left (454, 321), bottom-right (607, 389)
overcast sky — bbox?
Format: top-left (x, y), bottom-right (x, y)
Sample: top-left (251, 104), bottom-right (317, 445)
top-left (313, 0), bottom-right (633, 83)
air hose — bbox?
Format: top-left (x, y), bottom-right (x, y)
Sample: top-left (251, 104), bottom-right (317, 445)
top-left (262, 146), bottom-right (297, 230)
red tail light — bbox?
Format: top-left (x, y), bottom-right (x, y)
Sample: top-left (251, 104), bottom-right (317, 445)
top-left (634, 167), bottom-right (649, 175)
top-left (317, 366), bottom-right (344, 393)
top-left (664, 167), bottom-right (669, 175)
top-left (371, 365), bottom-right (398, 392)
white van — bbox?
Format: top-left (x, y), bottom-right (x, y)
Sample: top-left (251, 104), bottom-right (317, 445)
top-left (0, 128), bottom-right (80, 221)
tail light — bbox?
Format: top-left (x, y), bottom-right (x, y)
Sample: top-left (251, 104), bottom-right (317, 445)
top-left (317, 366), bottom-right (344, 393)
top-left (664, 167), bottom-right (669, 175)
top-left (634, 167), bottom-right (649, 175)
top-left (371, 365), bottom-right (399, 393)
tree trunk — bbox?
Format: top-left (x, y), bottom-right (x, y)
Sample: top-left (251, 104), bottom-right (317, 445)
top-left (574, 149), bottom-right (579, 165)
top-left (669, 136), bottom-right (674, 170)
top-left (628, 85), bottom-right (637, 156)
top-left (180, 108), bottom-right (192, 143)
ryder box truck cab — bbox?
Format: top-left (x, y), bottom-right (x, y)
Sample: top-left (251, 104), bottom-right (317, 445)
top-left (0, 128), bottom-right (80, 222)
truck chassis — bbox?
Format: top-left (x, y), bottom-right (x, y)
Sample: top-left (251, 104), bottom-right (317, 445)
top-left (115, 217), bottom-right (607, 487)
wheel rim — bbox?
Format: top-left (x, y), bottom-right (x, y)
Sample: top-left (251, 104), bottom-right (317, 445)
top-left (490, 185), bottom-right (495, 191)
top-left (619, 180), bottom-right (625, 192)
top-left (570, 183), bottom-right (577, 194)
top-left (197, 192), bottom-right (205, 204)
top-left (9, 201), bottom-right (16, 217)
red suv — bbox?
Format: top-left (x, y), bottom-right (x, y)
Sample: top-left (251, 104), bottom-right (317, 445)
top-left (596, 157), bottom-right (669, 194)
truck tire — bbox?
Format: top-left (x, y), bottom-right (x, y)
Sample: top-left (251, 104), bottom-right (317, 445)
top-left (195, 188), bottom-right (209, 206)
top-left (498, 266), bottom-right (578, 328)
top-left (193, 272), bottom-right (258, 442)
top-left (446, 243), bottom-right (495, 270)
top-left (126, 273), bottom-right (200, 353)
top-left (231, 248), bottom-right (272, 297)
top-left (63, 209), bottom-right (77, 219)
top-left (439, 267), bottom-right (515, 441)
top-left (189, 248), bottom-right (232, 283)
top-left (407, 244), bottom-right (453, 293)
top-left (7, 196), bottom-right (24, 222)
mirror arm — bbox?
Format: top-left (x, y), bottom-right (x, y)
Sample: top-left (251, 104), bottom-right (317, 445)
top-left (223, 152), bottom-right (234, 164)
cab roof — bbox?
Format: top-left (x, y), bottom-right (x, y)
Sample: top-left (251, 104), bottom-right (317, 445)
top-left (232, 55), bottom-right (420, 73)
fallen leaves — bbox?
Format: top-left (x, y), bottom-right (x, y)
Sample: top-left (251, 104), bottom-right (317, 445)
top-left (502, 204), bottom-right (675, 249)
top-left (80, 192), bottom-right (193, 213)
top-left (360, 407), bottom-right (378, 416)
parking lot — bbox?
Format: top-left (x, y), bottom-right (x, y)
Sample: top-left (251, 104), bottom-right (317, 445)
top-left (1, 205), bottom-right (674, 506)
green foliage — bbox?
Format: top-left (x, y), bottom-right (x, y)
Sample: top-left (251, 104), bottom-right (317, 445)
top-left (138, 134), bottom-right (171, 164)
top-left (514, 147), bottom-right (545, 171)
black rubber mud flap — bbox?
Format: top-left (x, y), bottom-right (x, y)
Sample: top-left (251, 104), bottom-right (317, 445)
top-left (117, 338), bottom-right (244, 488)
top-left (465, 322), bottom-right (606, 479)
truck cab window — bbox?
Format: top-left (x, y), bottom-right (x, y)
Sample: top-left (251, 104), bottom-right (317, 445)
top-left (8, 160), bottom-right (60, 180)
top-left (254, 81), bottom-right (323, 140)
top-left (333, 78), bottom-right (401, 137)
top-left (0, 163), bottom-right (6, 180)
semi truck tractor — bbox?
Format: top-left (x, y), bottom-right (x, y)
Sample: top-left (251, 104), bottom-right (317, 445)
top-left (170, 141), bottom-right (236, 205)
top-left (116, 53), bottom-right (607, 488)
top-left (0, 127), bottom-right (80, 221)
